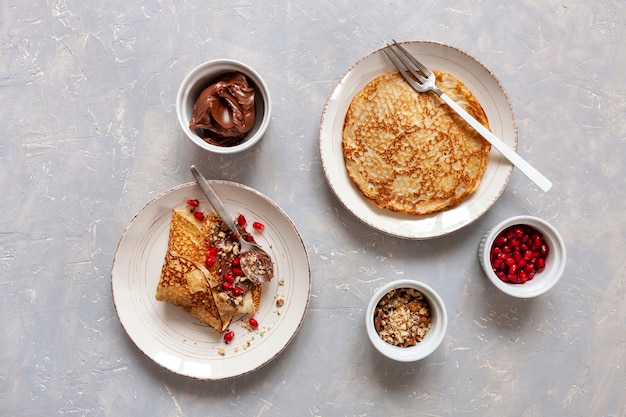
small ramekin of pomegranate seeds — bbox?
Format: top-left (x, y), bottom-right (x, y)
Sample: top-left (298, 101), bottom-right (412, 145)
top-left (479, 215), bottom-right (566, 298)
top-left (365, 279), bottom-right (448, 362)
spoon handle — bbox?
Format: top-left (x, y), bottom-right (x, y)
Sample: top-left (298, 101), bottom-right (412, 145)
top-left (190, 165), bottom-right (240, 237)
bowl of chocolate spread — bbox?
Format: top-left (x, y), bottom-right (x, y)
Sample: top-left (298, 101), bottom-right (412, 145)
top-left (177, 59), bottom-right (271, 154)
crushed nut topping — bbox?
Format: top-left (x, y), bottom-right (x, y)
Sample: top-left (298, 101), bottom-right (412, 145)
top-left (374, 287), bottom-right (432, 347)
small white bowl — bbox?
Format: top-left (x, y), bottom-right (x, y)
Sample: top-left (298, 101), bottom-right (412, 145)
top-left (479, 215), bottom-right (566, 298)
top-left (365, 279), bottom-right (447, 362)
top-left (176, 59), bottom-right (271, 154)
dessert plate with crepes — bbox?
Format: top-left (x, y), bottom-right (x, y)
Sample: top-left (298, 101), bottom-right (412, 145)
top-left (112, 181), bottom-right (310, 379)
top-left (319, 40), bottom-right (517, 239)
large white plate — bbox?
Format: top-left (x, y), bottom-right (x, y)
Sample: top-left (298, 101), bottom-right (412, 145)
top-left (319, 40), bottom-right (517, 239)
top-left (111, 181), bottom-right (311, 380)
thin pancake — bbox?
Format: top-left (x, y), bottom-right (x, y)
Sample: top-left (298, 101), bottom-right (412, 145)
top-left (156, 209), bottom-right (263, 333)
top-left (342, 70), bottom-right (491, 215)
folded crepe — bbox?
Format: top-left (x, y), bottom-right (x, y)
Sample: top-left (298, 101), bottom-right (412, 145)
top-left (156, 209), bottom-right (263, 333)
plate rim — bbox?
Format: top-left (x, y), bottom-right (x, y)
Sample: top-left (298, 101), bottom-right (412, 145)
top-left (319, 39), bottom-right (517, 239)
top-left (111, 181), bottom-right (311, 380)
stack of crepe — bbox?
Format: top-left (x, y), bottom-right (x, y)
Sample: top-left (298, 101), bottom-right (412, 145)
top-left (156, 209), bottom-right (262, 333)
top-left (342, 70), bottom-right (491, 215)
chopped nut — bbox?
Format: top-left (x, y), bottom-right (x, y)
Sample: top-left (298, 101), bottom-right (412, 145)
top-left (373, 288), bottom-right (432, 347)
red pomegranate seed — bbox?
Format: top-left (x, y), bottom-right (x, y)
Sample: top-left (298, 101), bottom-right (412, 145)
top-left (232, 287), bottom-right (244, 296)
top-left (237, 214), bottom-right (247, 226)
top-left (248, 318), bottom-right (259, 328)
top-left (194, 211), bottom-right (205, 221)
top-left (232, 256), bottom-right (240, 267)
top-left (536, 258), bottom-right (546, 271)
top-left (206, 255), bottom-right (216, 267)
top-left (223, 330), bottom-right (235, 343)
top-left (252, 221), bottom-right (264, 231)
top-left (187, 199), bottom-right (200, 208)
top-left (207, 247), bottom-right (218, 256)
top-left (490, 224), bottom-right (549, 285)
top-left (223, 274), bottom-right (234, 283)
top-left (222, 282), bottom-right (232, 291)
top-left (232, 267), bottom-right (243, 276)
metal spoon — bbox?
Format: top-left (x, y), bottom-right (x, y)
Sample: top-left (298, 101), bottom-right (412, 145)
top-left (190, 165), bottom-right (274, 283)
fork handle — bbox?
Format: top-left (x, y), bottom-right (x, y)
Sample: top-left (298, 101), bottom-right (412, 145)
top-left (438, 92), bottom-right (552, 192)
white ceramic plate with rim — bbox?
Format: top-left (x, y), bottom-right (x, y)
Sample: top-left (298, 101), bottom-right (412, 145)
top-left (111, 181), bottom-right (311, 380)
top-left (319, 40), bottom-right (517, 239)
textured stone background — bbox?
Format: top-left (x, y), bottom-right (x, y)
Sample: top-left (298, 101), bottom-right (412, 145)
top-left (1, 1), bottom-right (624, 416)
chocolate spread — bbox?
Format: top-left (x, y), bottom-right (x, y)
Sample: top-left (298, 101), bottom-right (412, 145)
top-left (240, 250), bottom-right (274, 284)
top-left (189, 71), bottom-right (256, 146)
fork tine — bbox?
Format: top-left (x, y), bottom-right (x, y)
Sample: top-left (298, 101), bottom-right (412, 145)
top-left (383, 43), bottom-right (428, 91)
top-left (390, 39), bottom-right (433, 78)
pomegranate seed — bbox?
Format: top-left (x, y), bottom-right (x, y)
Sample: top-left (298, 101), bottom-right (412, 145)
top-left (244, 235), bottom-right (255, 243)
top-left (232, 256), bottom-right (240, 267)
top-left (490, 224), bottom-right (549, 285)
top-left (223, 330), bottom-right (235, 343)
top-left (194, 211), bottom-right (205, 221)
top-left (248, 317), bottom-right (259, 328)
top-left (232, 267), bottom-right (243, 276)
top-left (237, 214), bottom-right (247, 226)
top-left (223, 274), bottom-right (234, 283)
top-left (536, 258), bottom-right (546, 271)
top-left (187, 199), bottom-right (200, 208)
top-left (252, 221), bottom-right (265, 231)
top-left (207, 247), bottom-right (218, 256)
top-left (206, 255), bottom-right (216, 267)
top-left (222, 282), bottom-right (232, 291)
top-left (232, 287), bottom-right (244, 296)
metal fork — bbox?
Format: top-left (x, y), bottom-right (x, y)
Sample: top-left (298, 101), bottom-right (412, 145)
top-left (190, 165), bottom-right (274, 283)
top-left (383, 40), bottom-right (552, 192)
